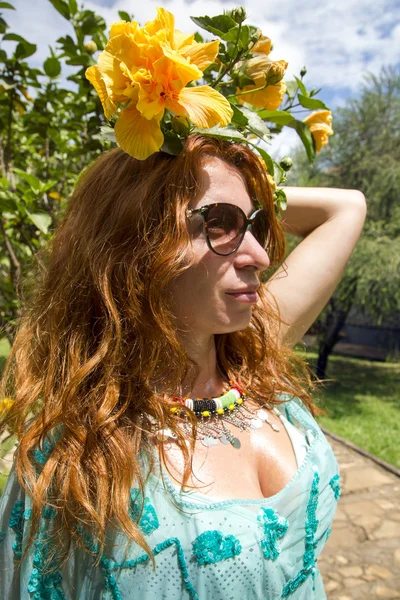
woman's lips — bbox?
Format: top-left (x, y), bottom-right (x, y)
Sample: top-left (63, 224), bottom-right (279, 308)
top-left (226, 291), bottom-right (259, 303)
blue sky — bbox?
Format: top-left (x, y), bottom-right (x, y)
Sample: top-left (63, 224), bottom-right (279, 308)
top-left (4, 0), bottom-right (400, 158)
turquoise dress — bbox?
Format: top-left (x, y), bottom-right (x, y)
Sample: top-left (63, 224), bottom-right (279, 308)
top-left (0, 397), bottom-right (341, 599)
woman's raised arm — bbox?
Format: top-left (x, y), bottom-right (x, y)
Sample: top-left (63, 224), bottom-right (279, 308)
top-left (265, 186), bottom-right (367, 348)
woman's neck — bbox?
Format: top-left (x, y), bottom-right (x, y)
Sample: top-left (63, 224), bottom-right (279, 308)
top-left (178, 332), bottom-right (227, 398)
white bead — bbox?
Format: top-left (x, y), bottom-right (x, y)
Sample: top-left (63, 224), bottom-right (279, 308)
top-left (215, 398), bottom-right (223, 409)
top-left (257, 409), bottom-right (270, 421)
top-left (250, 418), bottom-right (263, 429)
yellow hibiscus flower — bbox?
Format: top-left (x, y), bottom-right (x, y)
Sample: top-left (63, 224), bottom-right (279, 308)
top-left (303, 110), bottom-right (333, 153)
top-left (86, 7), bottom-right (233, 160)
top-left (237, 56), bottom-right (288, 110)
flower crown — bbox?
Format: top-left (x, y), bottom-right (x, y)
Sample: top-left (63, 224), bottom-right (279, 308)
top-left (86, 6), bottom-right (333, 211)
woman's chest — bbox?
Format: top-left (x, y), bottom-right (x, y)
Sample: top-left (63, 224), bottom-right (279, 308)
top-left (162, 407), bottom-right (300, 500)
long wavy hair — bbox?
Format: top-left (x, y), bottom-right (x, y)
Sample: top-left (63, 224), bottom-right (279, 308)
top-left (1, 134), bottom-right (324, 569)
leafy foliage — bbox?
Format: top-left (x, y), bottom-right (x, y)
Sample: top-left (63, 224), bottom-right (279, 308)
top-left (0, 0), bottom-right (112, 344)
top-left (287, 66), bottom-right (400, 368)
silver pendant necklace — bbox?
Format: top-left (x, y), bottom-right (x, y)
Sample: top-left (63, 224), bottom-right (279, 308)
top-left (154, 383), bottom-right (280, 450)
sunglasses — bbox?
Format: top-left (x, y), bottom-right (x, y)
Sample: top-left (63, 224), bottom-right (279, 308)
top-left (185, 202), bottom-right (271, 256)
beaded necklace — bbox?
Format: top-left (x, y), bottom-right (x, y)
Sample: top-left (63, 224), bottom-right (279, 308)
top-left (155, 381), bottom-right (280, 450)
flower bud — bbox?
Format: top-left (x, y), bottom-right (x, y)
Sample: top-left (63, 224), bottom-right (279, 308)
top-left (84, 40), bottom-right (98, 55)
top-left (228, 7), bottom-right (247, 24)
top-left (265, 60), bottom-right (288, 85)
top-left (279, 156), bottom-right (293, 171)
top-left (300, 66), bottom-right (307, 78)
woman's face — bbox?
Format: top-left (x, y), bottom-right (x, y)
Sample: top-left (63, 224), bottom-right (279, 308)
top-left (168, 156), bottom-right (271, 341)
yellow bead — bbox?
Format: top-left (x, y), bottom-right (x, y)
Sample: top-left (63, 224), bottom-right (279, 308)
top-left (237, 398), bottom-right (243, 405)
top-left (170, 407), bottom-right (179, 413)
top-left (217, 408), bottom-right (224, 415)
top-left (229, 404), bottom-right (235, 410)
top-left (202, 410), bottom-right (210, 417)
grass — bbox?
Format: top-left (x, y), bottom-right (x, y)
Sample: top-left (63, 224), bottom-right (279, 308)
top-left (295, 348), bottom-right (400, 469)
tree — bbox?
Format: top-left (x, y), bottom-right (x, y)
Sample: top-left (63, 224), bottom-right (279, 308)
top-left (0, 0), bottom-right (112, 343)
top-left (287, 66), bottom-right (400, 377)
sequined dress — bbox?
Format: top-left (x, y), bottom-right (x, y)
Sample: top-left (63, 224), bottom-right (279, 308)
top-left (0, 397), bottom-right (341, 599)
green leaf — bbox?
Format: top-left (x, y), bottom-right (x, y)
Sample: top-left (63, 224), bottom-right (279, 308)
top-left (0, 3), bottom-right (15, 9)
top-left (4, 35), bottom-right (37, 59)
top-left (13, 168), bottom-right (41, 192)
top-left (0, 49), bottom-right (7, 62)
top-left (68, 0), bottom-right (77, 14)
top-left (294, 76), bottom-right (308, 97)
top-left (286, 119), bottom-right (315, 163)
top-left (0, 16), bottom-right (7, 34)
top-left (91, 30), bottom-right (107, 51)
top-left (194, 32), bottom-right (204, 43)
top-left (0, 177), bottom-right (9, 188)
top-left (297, 93), bottom-right (329, 110)
top-left (40, 180), bottom-right (57, 193)
top-left (257, 109), bottom-right (294, 126)
top-left (0, 192), bottom-right (17, 212)
top-left (160, 130), bottom-right (183, 156)
top-left (3, 32), bottom-right (29, 43)
top-left (118, 10), bottom-right (131, 22)
top-left (57, 35), bottom-right (77, 56)
top-left (191, 126), bottom-right (246, 142)
top-left (49, 0), bottom-right (70, 21)
top-left (239, 106), bottom-right (271, 143)
top-left (249, 144), bottom-right (274, 176)
top-left (221, 24), bottom-right (251, 51)
top-left (190, 14), bottom-right (237, 37)
top-left (26, 211), bottom-right (52, 235)
top-left (221, 25), bottom-right (240, 43)
top-left (81, 12), bottom-right (106, 35)
top-left (285, 81), bottom-right (298, 101)
top-left (15, 41), bottom-right (36, 60)
top-left (66, 54), bottom-right (90, 67)
top-left (44, 56), bottom-right (61, 78)
top-left (230, 104), bottom-right (249, 127)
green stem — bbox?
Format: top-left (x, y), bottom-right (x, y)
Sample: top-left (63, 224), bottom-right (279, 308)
top-left (211, 23), bottom-right (243, 89)
top-left (227, 80), bottom-right (269, 100)
top-left (281, 83), bottom-right (299, 111)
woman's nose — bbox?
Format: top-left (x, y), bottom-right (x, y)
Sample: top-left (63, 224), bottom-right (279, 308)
top-left (234, 229), bottom-right (270, 271)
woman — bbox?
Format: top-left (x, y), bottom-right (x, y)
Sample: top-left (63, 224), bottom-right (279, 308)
top-left (0, 135), bottom-right (366, 599)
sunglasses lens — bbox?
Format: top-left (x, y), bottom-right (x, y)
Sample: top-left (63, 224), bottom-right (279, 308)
top-left (206, 204), bottom-right (245, 255)
top-left (252, 209), bottom-right (271, 249)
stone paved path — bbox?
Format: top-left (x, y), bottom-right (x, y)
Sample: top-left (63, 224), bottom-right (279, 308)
top-left (319, 434), bottom-right (400, 599)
